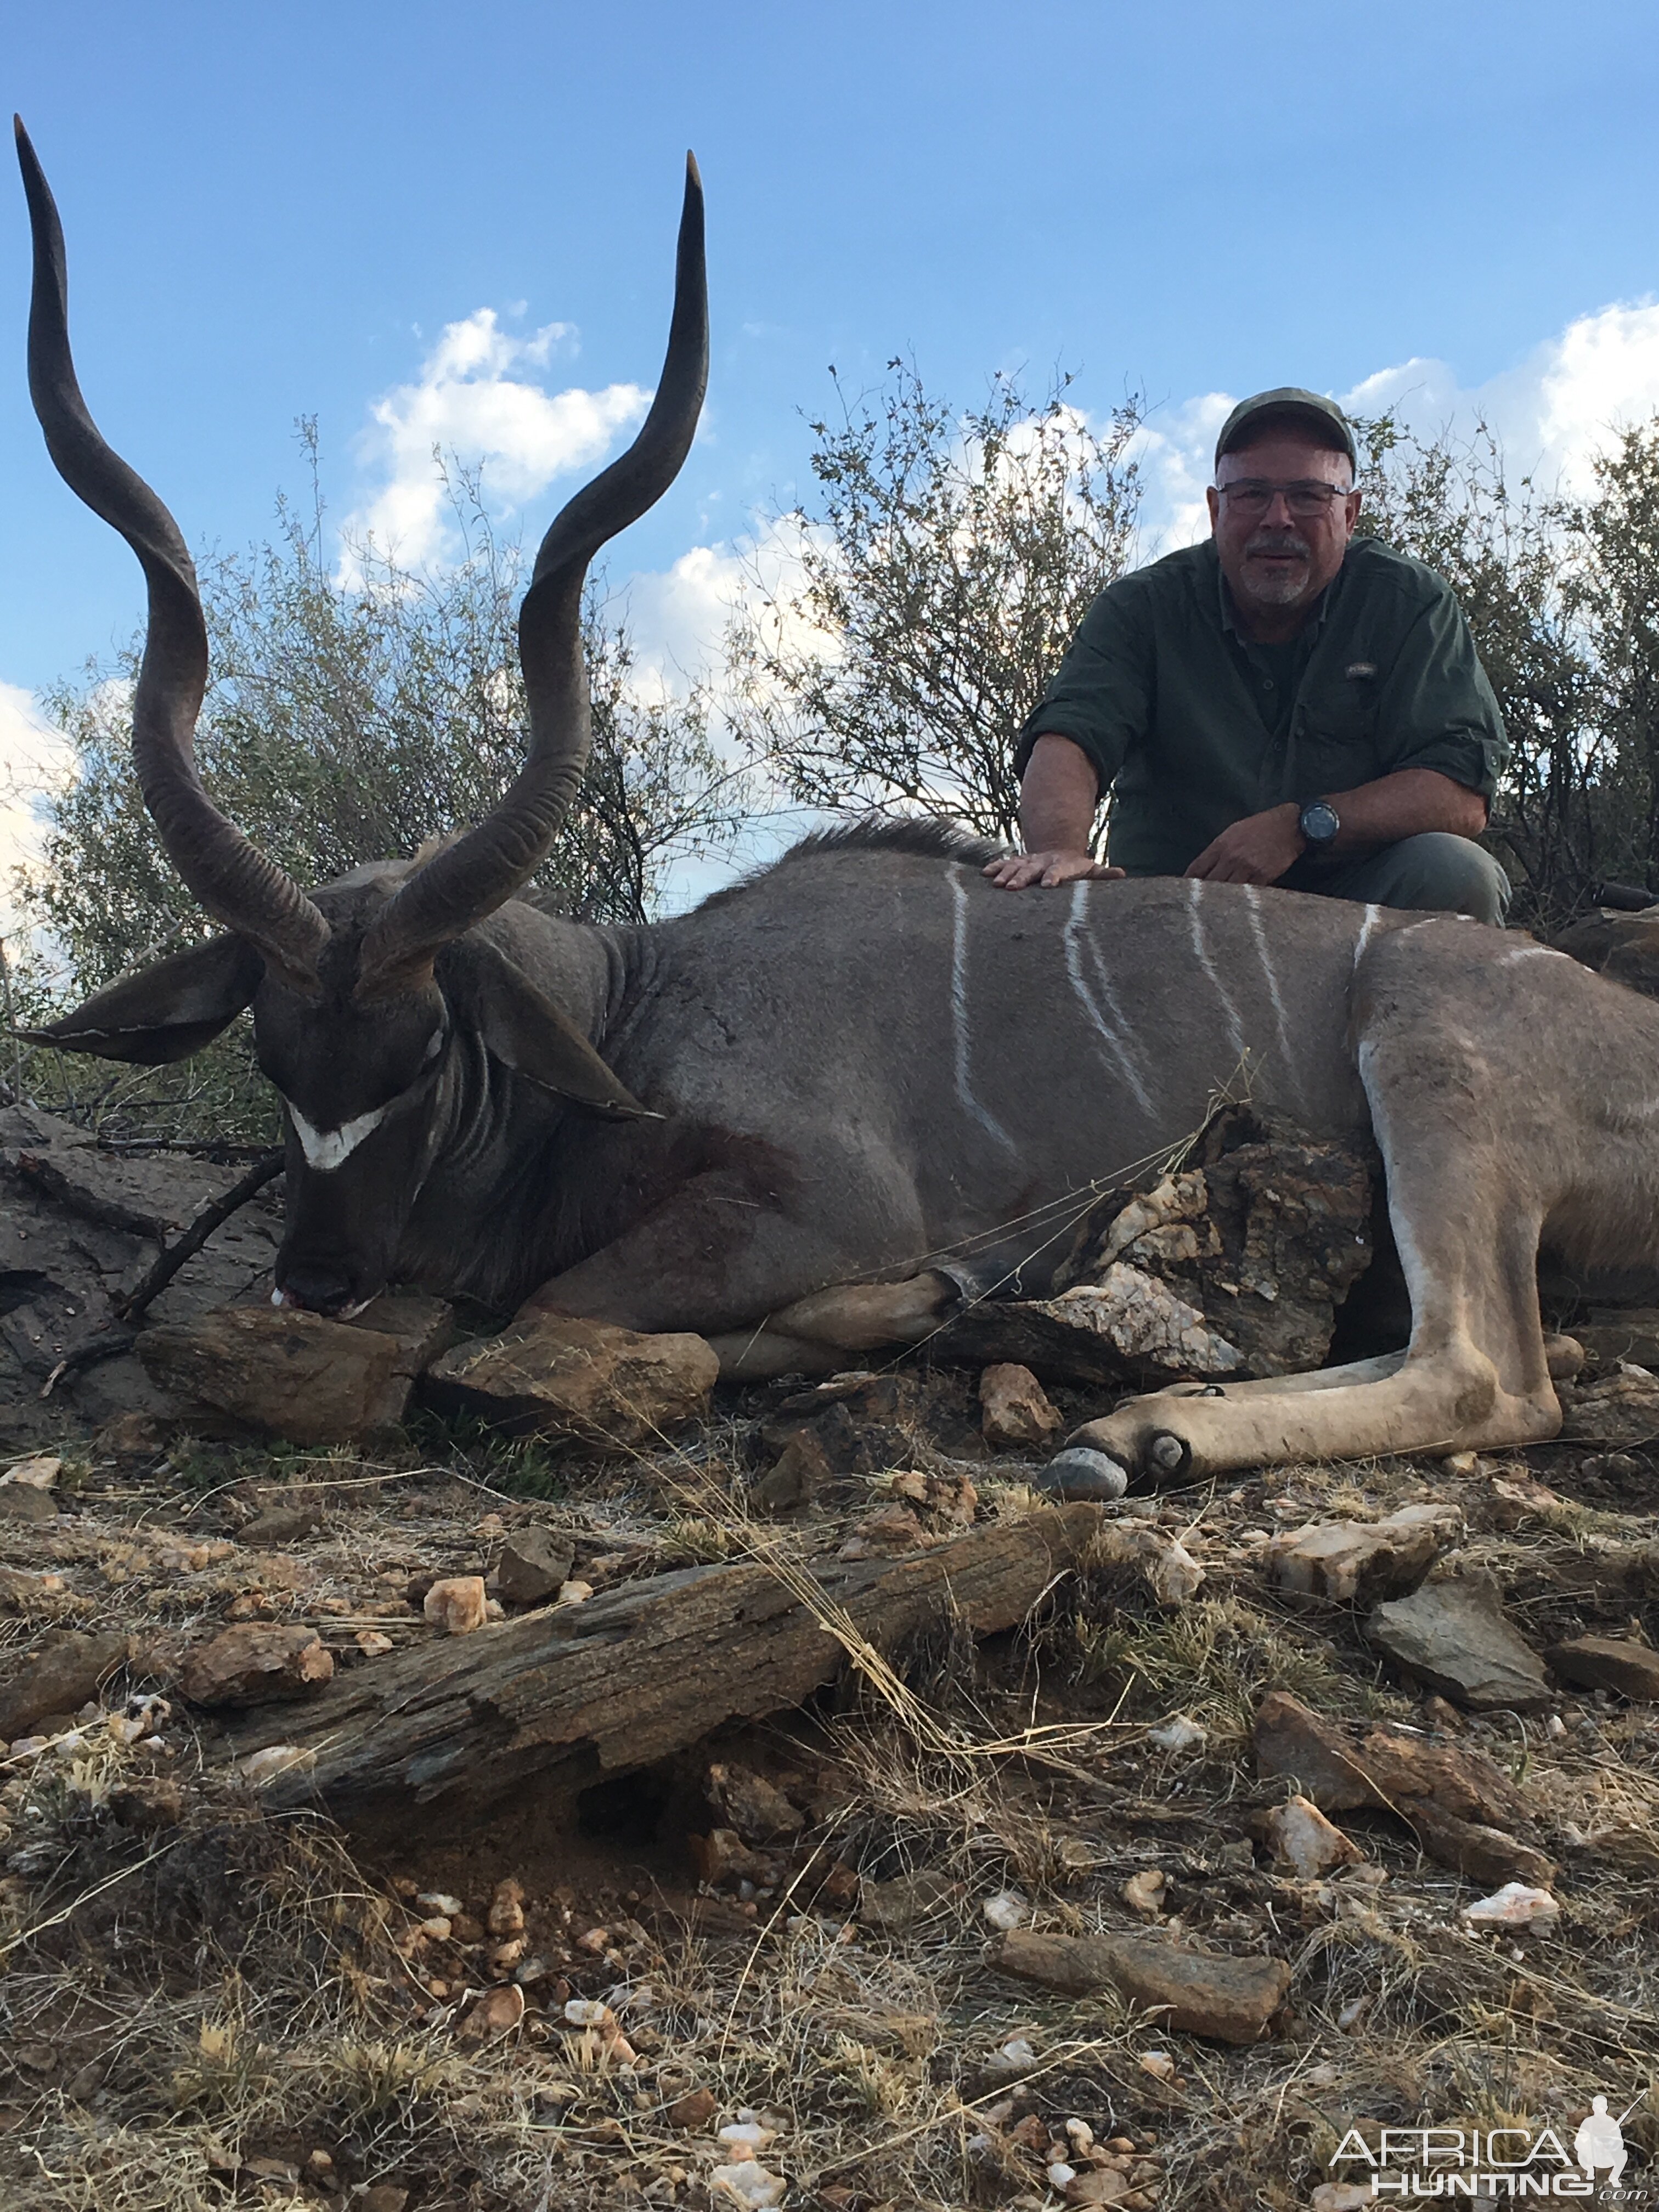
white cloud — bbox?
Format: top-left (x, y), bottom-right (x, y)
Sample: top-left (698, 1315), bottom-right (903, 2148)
top-left (1127, 391), bottom-right (1235, 552)
top-left (0, 681), bottom-right (72, 943)
top-left (1348, 300), bottom-right (1659, 496)
top-left (342, 308), bottom-right (651, 573)
top-left (1118, 297), bottom-right (1659, 558)
top-left (609, 515), bottom-right (824, 707)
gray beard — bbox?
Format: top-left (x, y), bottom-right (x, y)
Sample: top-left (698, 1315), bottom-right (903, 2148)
top-left (1244, 564), bottom-right (1312, 607)
top-left (1242, 534), bottom-right (1313, 607)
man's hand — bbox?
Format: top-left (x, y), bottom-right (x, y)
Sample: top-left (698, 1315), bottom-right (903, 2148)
top-left (988, 732), bottom-right (1122, 891)
top-left (983, 848), bottom-right (1125, 891)
top-left (1186, 802), bottom-right (1305, 885)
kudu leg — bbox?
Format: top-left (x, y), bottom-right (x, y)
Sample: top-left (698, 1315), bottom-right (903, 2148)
top-left (520, 1161), bottom-right (947, 1379)
top-left (707, 1272), bottom-right (957, 1381)
top-left (1056, 1146), bottom-right (1560, 1485)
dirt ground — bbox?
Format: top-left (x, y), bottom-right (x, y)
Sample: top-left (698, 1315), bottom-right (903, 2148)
top-left (1, 1358), bottom-right (1657, 2212)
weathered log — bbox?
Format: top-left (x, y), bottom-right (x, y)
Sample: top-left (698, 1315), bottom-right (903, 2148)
top-left (935, 1108), bottom-right (1376, 1387)
top-left (221, 1503), bottom-right (1103, 1830)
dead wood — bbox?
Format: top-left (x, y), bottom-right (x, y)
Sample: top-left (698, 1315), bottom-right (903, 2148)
top-left (40, 1149), bottom-right (284, 1397)
top-left (220, 1503), bottom-right (1104, 1829)
top-left (933, 1107), bottom-right (1376, 1388)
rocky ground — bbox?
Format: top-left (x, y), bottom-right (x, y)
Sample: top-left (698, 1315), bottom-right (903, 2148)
top-left (2, 1353), bottom-right (1659, 2211)
top-left (4, 1107), bottom-right (1659, 2208)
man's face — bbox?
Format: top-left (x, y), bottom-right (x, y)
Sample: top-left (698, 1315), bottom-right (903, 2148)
top-left (1206, 429), bottom-right (1359, 623)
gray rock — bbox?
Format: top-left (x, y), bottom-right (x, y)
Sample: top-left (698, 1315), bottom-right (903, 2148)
top-left (0, 1480), bottom-right (57, 1523)
top-left (1366, 1573), bottom-right (1550, 1711)
top-left (0, 1628), bottom-right (128, 1740)
top-left (1558, 1371), bottom-right (1659, 1447)
top-left (1570, 1310), bottom-right (1659, 1371)
top-left (494, 1525), bottom-right (577, 1605)
top-left (1038, 1446), bottom-right (1128, 1501)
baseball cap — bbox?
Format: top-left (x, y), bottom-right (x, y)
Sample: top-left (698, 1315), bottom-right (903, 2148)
top-left (1214, 387), bottom-right (1358, 474)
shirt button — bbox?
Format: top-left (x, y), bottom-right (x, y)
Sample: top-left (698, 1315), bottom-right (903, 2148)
top-left (1262, 678), bottom-right (1274, 690)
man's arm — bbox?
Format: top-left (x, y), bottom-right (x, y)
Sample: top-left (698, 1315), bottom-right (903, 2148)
top-left (982, 734), bottom-right (1126, 890)
top-left (1184, 766), bottom-right (1487, 885)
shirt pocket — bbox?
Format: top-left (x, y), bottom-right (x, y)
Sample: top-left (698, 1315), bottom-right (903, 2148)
top-left (1293, 678), bottom-right (1381, 795)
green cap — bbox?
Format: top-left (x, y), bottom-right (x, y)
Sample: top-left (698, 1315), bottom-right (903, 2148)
top-left (1214, 387), bottom-right (1358, 474)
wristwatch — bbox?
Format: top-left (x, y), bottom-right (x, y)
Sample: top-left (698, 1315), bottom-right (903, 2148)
top-left (1299, 799), bottom-right (1341, 852)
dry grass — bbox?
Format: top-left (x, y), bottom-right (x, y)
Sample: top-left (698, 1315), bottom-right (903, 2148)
top-left (2, 1397), bottom-right (1659, 2207)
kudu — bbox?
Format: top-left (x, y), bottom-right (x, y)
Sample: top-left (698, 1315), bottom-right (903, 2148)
top-left (16, 121), bottom-right (1659, 1493)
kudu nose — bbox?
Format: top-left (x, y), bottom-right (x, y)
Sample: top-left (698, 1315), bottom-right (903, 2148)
top-left (274, 1263), bottom-right (360, 1317)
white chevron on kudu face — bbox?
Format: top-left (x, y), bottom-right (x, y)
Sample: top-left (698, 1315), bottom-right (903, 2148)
top-left (283, 1099), bottom-right (390, 1173)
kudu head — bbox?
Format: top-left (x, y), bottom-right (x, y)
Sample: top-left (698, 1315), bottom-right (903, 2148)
top-left (12, 118), bottom-right (707, 1316)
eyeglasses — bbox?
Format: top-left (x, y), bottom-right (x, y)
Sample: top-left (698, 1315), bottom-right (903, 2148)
top-left (1216, 479), bottom-right (1355, 519)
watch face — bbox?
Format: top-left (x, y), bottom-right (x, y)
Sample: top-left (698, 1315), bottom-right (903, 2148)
top-left (1301, 800), bottom-right (1340, 845)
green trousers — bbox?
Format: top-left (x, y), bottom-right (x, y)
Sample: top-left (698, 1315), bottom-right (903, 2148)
top-left (1280, 832), bottom-right (1510, 926)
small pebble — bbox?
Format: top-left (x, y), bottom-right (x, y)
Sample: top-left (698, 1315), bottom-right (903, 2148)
top-left (1148, 1715), bottom-right (1207, 1753)
top-left (719, 2120), bottom-right (779, 2152)
top-left (424, 1576), bottom-right (488, 1635)
top-left (1462, 1882), bottom-right (1559, 1928)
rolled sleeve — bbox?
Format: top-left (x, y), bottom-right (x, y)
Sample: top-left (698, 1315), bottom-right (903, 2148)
top-left (1014, 580), bottom-right (1154, 795)
top-left (1375, 584), bottom-right (1509, 800)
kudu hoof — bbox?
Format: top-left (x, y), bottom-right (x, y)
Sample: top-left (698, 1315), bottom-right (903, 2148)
top-left (1145, 1430), bottom-right (1193, 1483)
top-left (1037, 1447), bottom-right (1129, 1502)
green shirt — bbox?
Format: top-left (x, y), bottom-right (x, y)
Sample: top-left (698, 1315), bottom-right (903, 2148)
top-left (1015, 535), bottom-right (1509, 877)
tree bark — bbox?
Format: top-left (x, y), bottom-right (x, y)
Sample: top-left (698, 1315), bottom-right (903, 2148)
top-left (222, 1503), bottom-right (1104, 1830)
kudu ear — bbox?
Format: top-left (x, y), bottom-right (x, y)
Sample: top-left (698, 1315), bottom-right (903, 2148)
top-left (439, 940), bottom-right (656, 1119)
top-left (18, 934), bottom-right (264, 1065)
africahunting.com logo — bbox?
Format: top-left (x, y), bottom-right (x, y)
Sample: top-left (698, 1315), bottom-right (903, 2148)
top-left (1325, 2094), bottom-right (1648, 2199)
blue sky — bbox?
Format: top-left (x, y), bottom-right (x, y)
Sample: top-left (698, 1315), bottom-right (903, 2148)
top-left (4, 0), bottom-right (1659, 905)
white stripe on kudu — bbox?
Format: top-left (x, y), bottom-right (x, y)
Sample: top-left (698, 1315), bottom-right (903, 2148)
top-left (1352, 901), bottom-right (1383, 969)
top-left (947, 867), bottom-right (1016, 1151)
top-left (1186, 879), bottom-right (1248, 1064)
top-left (1242, 884), bottom-right (1303, 1107)
top-left (1064, 880), bottom-right (1155, 1115)
top-left (1497, 943), bottom-right (1571, 967)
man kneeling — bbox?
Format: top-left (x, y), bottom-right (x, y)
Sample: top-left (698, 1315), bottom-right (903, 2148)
top-left (985, 386), bottom-right (1510, 924)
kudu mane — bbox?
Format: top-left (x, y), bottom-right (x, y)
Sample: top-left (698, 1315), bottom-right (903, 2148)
top-left (692, 818), bottom-right (1006, 915)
